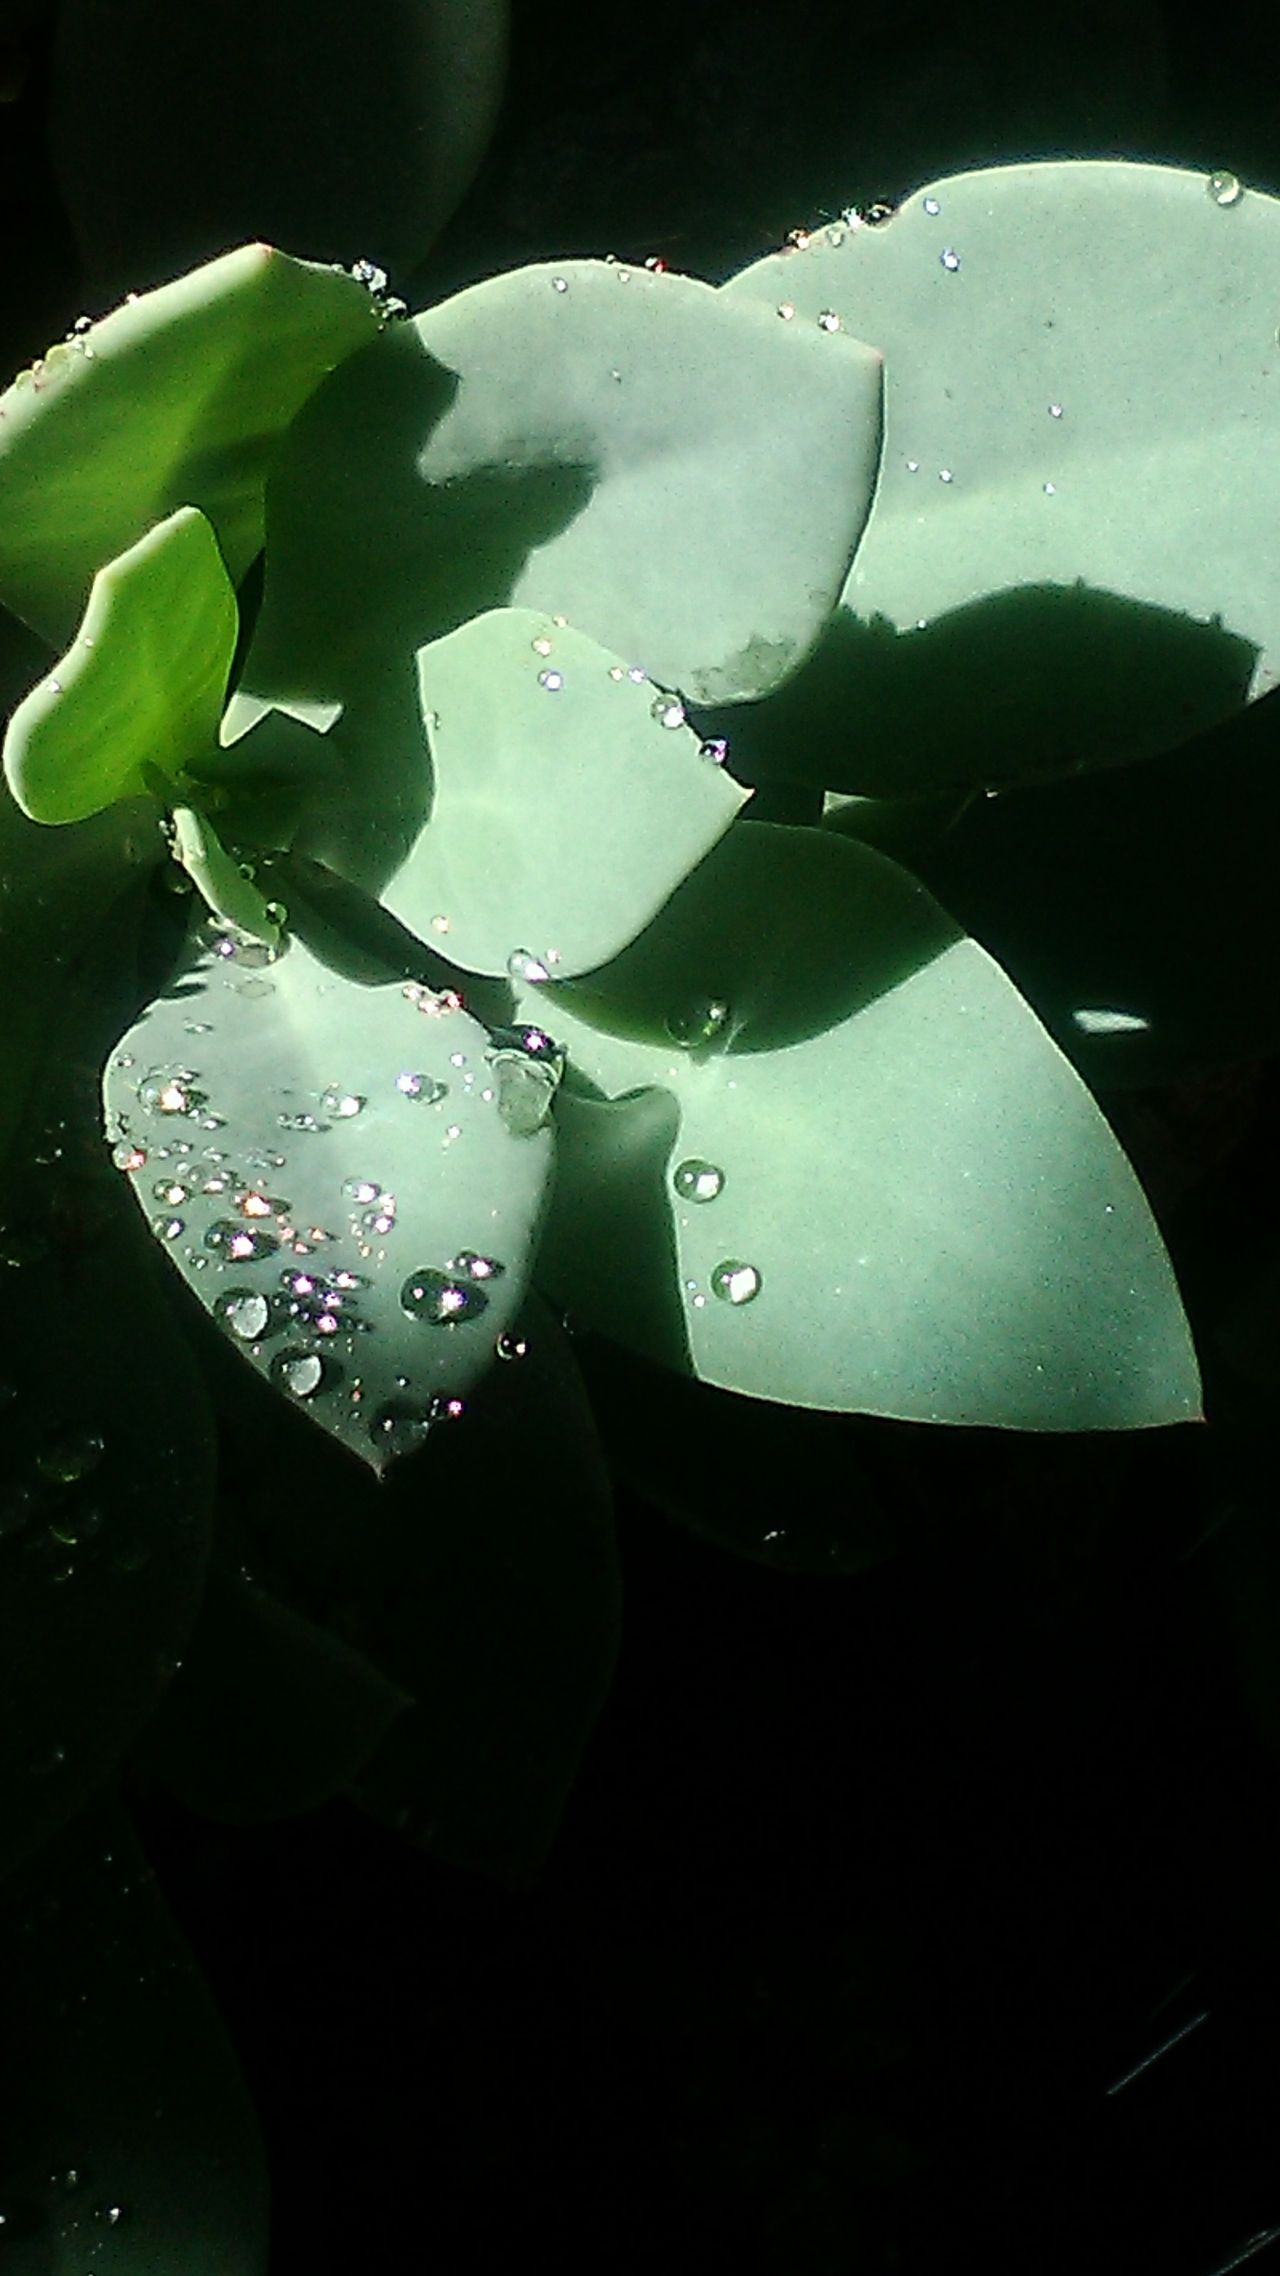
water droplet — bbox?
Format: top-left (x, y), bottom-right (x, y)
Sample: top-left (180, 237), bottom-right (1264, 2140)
top-left (551, 275), bottom-right (569, 293)
top-left (785, 226), bottom-right (812, 250)
top-left (666, 996), bottom-right (730, 1048)
top-left (710, 1259), bottom-right (762, 1306)
top-left (35, 1427), bottom-right (105, 1485)
top-left (138, 1066), bottom-right (206, 1116)
top-left (776, 302), bottom-right (796, 320)
top-left (905, 458), bottom-right (920, 472)
top-left (1208, 169), bottom-right (1242, 208)
top-left (537, 668), bottom-right (563, 691)
top-left (627, 665), bottom-right (647, 684)
top-left (269, 1349), bottom-right (330, 1399)
top-left (396, 1071), bottom-right (447, 1103)
top-left (1048, 402), bottom-right (1064, 418)
top-left (430, 913), bottom-right (451, 935)
top-left (320, 1088), bottom-right (365, 1119)
top-left (496, 1333), bottom-right (529, 1361)
top-left (112, 1141), bottom-right (147, 1172)
top-left (699, 737), bottom-right (729, 765)
top-left (1043, 481), bottom-right (1056, 495)
top-left (369, 1399), bottom-right (433, 1457)
top-left (492, 1051), bottom-right (560, 1136)
top-left (151, 1213), bottom-right (185, 1241)
top-left (204, 1220), bottom-right (280, 1263)
top-left (508, 948), bottom-right (551, 984)
top-left (652, 695), bottom-right (686, 729)
top-left (825, 223), bottom-right (846, 247)
top-left (400, 1269), bottom-right (490, 1324)
top-left (449, 1249), bottom-right (505, 1281)
top-left (352, 258), bottom-right (389, 293)
top-left (673, 1158), bottom-right (725, 1203)
top-left (939, 247), bottom-right (961, 272)
top-left (531, 635), bottom-right (554, 655)
top-left (939, 467), bottom-right (954, 484)
top-left (923, 195), bottom-right (941, 216)
top-left (215, 1288), bottom-right (272, 1341)
top-left (863, 201), bottom-right (896, 227)
top-left (151, 1177), bottom-right (189, 1205)
top-left (341, 1177), bottom-right (382, 1205)
top-left (817, 309), bottom-right (841, 333)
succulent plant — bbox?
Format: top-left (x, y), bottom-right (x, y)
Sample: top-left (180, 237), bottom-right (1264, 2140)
top-left (5, 151), bottom-right (1277, 2261)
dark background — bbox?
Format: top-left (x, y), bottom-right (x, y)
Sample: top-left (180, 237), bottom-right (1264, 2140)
top-left (5, 4), bottom-right (1280, 2270)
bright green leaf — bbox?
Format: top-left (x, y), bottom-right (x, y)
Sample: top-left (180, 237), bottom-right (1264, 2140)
top-left (244, 258), bottom-right (883, 717)
top-left (102, 918), bottom-right (556, 1477)
top-left (523, 822), bottom-right (1202, 1430)
top-left (3, 508), bottom-right (236, 824)
top-left (0, 1792), bottom-right (268, 2273)
top-left (0, 241), bottom-right (383, 647)
top-left (724, 161), bottom-right (1280, 795)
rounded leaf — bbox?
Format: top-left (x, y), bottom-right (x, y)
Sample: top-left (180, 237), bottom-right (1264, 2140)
top-left (102, 919), bottom-right (555, 1476)
top-left (526, 823), bottom-right (1201, 1430)
top-left (0, 241), bottom-right (384, 646)
top-left (381, 606), bottom-right (748, 976)
top-left (725, 161), bottom-right (1280, 794)
top-left (245, 259), bottom-right (883, 715)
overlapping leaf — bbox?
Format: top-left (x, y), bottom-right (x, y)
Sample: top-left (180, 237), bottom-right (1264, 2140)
top-left (723, 161), bottom-right (1280, 795)
top-left (243, 257), bottom-right (883, 719)
top-left (0, 241), bottom-right (383, 646)
top-left (372, 605), bottom-right (749, 977)
top-left (103, 919), bottom-right (556, 1475)
top-left (522, 822), bottom-right (1201, 1429)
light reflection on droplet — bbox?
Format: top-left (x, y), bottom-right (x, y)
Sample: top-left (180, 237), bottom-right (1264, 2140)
top-left (710, 1260), bottom-right (762, 1306)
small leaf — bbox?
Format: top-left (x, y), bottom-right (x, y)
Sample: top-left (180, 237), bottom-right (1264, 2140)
top-left (171, 808), bottom-right (282, 946)
top-left (3, 508), bottom-right (236, 824)
top-left (102, 919), bottom-right (555, 1477)
top-left (0, 1791), bottom-right (268, 2273)
top-left (525, 823), bottom-right (1201, 1430)
top-left (0, 241), bottom-right (383, 647)
top-left (377, 606), bottom-right (748, 976)
top-left (244, 258), bottom-right (882, 716)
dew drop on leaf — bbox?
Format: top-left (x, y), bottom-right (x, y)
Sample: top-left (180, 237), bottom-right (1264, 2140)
top-left (320, 1088), bottom-right (365, 1119)
top-left (673, 1158), bottom-right (725, 1203)
top-left (710, 1259), bottom-right (762, 1306)
top-left (507, 949), bottom-right (551, 985)
top-left (448, 1249), bottom-right (505, 1282)
top-left (666, 997), bottom-right (730, 1048)
top-left (216, 1289), bottom-right (271, 1341)
top-left (400, 1269), bottom-right (490, 1324)
top-left (269, 1349), bottom-right (330, 1399)
top-left (1207, 169), bottom-right (1242, 207)
top-left (940, 247), bottom-right (961, 272)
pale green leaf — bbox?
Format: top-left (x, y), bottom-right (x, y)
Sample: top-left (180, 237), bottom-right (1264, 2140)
top-left (524, 822), bottom-right (1201, 1430)
top-left (724, 161), bottom-right (1280, 794)
top-left (102, 920), bottom-right (555, 1476)
top-left (243, 259), bottom-right (883, 717)
top-left (376, 606), bottom-right (748, 977)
